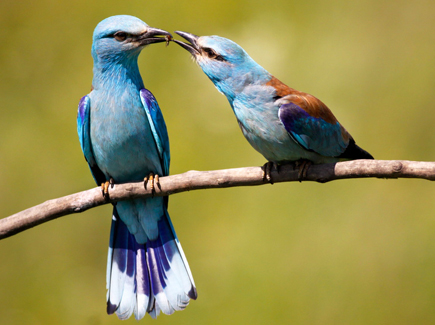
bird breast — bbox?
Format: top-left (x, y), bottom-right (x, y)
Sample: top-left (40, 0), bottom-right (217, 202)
top-left (89, 90), bottom-right (161, 182)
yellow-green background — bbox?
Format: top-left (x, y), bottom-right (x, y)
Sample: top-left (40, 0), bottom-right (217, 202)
top-left (1, 0), bottom-right (435, 324)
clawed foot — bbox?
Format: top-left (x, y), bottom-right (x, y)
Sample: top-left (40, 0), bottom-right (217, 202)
top-left (101, 177), bottom-right (115, 199)
top-left (295, 159), bottom-right (312, 181)
top-left (262, 161), bottom-right (279, 184)
top-left (144, 172), bottom-right (161, 196)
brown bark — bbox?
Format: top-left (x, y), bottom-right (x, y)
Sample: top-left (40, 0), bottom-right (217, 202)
top-left (1, 160), bottom-right (433, 240)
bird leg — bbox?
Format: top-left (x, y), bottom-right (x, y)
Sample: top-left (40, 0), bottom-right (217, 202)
top-left (262, 161), bottom-right (279, 184)
top-left (144, 172), bottom-right (161, 197)
top-left (295, 160), bottom-right (312, 181)
top-left (101, 177), bottom-right (115, 199)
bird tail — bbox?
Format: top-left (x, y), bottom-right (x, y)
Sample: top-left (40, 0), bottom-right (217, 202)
top-left (106, 207), bottom-right (197, 320)
top-left (338, 138), bottom-right (374, 160)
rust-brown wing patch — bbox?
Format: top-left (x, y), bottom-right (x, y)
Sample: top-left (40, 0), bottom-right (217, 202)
top-left (266, 76), bottom-right (338, 124)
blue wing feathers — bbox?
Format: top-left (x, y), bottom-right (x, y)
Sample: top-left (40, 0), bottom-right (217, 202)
top-left (77, 96), bottom-right (91, 157)
top-left (278, 102), bottom-right (348, 157)
top-left (77, 95), bottom-right (106, 184)
top-left (140, 89), bottom-right (170, 176)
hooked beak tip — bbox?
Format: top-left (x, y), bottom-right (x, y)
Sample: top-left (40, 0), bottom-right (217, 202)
top-left (138, 27), bottom-right (172, 46)
top-left (173, 31), bottom-right (200, 55)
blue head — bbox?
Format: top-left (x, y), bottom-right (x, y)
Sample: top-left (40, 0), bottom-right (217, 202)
top-left (91, 16), bottom-right (171, 87)
top-left (174, 31), bottom-right (270, 101)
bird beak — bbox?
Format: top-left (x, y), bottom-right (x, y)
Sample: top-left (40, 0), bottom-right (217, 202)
top-left (137, 27), bottom-right (172, 46)
top-left (173, 31), bottom-right (200, 56)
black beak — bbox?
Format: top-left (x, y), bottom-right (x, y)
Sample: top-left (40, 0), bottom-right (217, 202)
top-left (173, 31), bottom-right (200, 55)
top-left (137, 27), bottom-right (172, 46)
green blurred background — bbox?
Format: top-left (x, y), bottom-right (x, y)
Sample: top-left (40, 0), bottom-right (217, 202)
top-left (1, 0), bottom-right (435, 324)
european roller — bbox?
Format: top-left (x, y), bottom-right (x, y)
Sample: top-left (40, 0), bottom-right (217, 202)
top-left (77, 16), bottom-right (196, 320)
top-left (173, 32), bottom-right (373, 179)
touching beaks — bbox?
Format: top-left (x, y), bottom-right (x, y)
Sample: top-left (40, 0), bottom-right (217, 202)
top-left (173, 31), bottom-right (200, 55)
top-left (137, 27), bottom-right (173, 46)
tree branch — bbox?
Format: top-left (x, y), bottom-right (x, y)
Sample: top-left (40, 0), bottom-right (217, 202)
top-left (1, 159), bottom-right (434, 240)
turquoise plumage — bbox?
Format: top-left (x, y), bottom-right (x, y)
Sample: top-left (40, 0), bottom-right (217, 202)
top-left (77, 16), bottom-right (196, 320)
top-left (174, 32), bottom-right (373, 172)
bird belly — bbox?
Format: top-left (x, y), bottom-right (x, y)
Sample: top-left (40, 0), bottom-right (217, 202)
top-left (90, 99), bottom-right (161, 183)
top-left (238, 117), bottom-right (312, 162)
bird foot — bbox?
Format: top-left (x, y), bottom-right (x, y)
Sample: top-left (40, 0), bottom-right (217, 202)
top-left (101, 177), bottom-right (115, 199)
top-left (144, 173), bottom-right (161, 197)
top-left (262, 161), bottom-right (279, 184)
top-left (295, 160), bottom-right (312, 181)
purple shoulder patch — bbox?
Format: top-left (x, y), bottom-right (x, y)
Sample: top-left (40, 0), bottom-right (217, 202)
top-left (77, 95), bottom-right (89, 122)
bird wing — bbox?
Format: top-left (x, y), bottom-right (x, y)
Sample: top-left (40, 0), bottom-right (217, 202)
top-left (267, 76), bottom-right (351, 157)
top-left (278, 96), bottom-right (350, 157)
top-left (140, 89), bottom-right (170, 176)
top-left (77, 95), bottom-right (106, 184)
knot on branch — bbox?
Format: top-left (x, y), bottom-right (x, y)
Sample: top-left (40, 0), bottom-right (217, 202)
top-left (392, 161), bottom-right (403, 173)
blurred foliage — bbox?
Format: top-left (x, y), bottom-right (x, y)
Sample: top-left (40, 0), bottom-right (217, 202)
top-left (1, 0), bottom-right (435, 324)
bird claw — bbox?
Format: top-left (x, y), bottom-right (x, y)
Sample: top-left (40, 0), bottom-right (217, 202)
top-left (262, 161), bottom-right (279, 184)
top-left (144, 173), bottom-right (161, 197)
top-left (101, 177), bottom-right (115, 199)
top-left (295, 160), bottom-right (312, 181)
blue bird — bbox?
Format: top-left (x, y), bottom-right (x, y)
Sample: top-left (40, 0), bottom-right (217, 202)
top-left (174, 32), bottom-right (373, 179)
top-left (77, 16), bottom-right (196, 320)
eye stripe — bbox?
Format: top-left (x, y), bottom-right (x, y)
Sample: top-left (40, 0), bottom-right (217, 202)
top-left (114, 31), bottom-right (127, 41)
top-left (113, 31), bottom-right (135, 42)
top-left (202, 47), bottom-right (225, 62)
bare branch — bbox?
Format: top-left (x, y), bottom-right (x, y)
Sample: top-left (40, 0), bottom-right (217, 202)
top-left (1, 159), bottom-right (434, 240)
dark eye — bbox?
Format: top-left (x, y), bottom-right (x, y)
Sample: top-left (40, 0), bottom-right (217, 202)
top-left (203, 48), bottom-right (215, 57)
top-left (114, 31), bottom-right (128, 42)
top-left (203, 48), bottom-right (225, 61)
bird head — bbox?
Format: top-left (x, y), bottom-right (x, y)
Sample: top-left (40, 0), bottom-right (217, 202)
top-left (173, 31), bottom-right (269, 99)
top-left (91, 15), bottom-right (171, 65)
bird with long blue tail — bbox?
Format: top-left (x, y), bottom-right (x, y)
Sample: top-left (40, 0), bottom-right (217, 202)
top-left (77, 16), bottom-right (196, 320)
top-left (173, 32), bottom-right (373, 180)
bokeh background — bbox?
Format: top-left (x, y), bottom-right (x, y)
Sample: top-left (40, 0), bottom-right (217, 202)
top-left (1, 0), bottom-right (435, 324)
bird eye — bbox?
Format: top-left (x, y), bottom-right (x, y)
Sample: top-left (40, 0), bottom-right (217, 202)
top-left (203, 48), bottom-right (215, 57)
top-left (203, 48), bottom-right (225, 61)
top-left (114, 31), bottom-right (128, 42)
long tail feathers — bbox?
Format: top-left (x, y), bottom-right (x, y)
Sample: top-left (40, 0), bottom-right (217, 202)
top-left (106, 208), bottom-right (197, 320)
